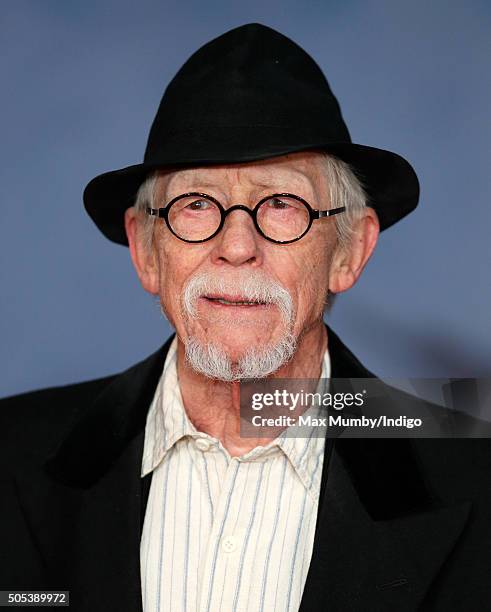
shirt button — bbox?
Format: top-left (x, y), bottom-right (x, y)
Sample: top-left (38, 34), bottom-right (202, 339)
top-left (221, 536), bottom-right (237, 553)
top-left (195, 438), bottom-right (212, 452)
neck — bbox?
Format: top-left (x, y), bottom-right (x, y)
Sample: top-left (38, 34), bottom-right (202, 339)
top-left (176, 321), bottom-right (327, 456)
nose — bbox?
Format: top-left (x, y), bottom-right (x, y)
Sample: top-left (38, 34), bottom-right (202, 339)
top-left (210, 206), bottom-right (263, 267)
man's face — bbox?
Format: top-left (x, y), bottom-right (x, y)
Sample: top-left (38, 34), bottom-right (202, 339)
top-left (132, 151), bottom-right (343, 376)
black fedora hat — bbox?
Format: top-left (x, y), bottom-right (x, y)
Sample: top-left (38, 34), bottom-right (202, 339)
top-left (84, 23), bottom-right (419, 246)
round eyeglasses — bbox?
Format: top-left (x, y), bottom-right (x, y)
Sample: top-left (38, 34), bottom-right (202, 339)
top-left (146, 192), bottom-right (346, 244)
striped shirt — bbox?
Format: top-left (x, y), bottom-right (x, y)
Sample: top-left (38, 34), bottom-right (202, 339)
top-left (140, 337), bottom-right (330, 612)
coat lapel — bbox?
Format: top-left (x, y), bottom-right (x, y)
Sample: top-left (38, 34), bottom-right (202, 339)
top-left (299, 327), bottom-right (472, 611)
top-left (15, 433), bottom-right (145, 611)
top-left (15, 338), bottom-right (172, 612)
top-left (300, 440), bottom-right (470, 611)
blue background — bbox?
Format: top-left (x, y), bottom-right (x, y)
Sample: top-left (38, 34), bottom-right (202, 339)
top-left (1, 0), bottom-right (490, 397)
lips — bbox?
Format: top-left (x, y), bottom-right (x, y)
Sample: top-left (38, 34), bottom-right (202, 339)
top-left (202, 294), bottom-right (268, 306)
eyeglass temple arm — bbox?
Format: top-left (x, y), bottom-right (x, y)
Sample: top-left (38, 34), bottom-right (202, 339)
top-left (314, 206), bottom-right (346, 219)
top-left (147, 207), bottom-right (166, 218)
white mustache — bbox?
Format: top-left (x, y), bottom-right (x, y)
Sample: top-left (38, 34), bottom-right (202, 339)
top-left (181, 271), bottom-right (294, 324)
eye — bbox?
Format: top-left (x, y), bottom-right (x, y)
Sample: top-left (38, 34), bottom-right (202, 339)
top-left (185, 199), bottom-right (213, 211)
top-left (262, 196), bottom-right (305, 211)
top-left (268, 197), bottom-right (290, 210)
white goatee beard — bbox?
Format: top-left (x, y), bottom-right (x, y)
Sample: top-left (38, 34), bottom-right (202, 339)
top-left (177, 271), bottom-right (297, 381)
top-left (184, 332), bottom-right (297, 381)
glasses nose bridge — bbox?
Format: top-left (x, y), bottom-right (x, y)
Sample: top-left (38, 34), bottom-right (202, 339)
top-left (222, 203), bottom-right (256, 221)
top-left (220, 203), bottom-right (257, 235)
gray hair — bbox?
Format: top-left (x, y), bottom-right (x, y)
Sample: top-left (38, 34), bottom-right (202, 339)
top-left (133, 152), bottom-right (368, 251)
top-left (320, 153), bottom-right (368, 248)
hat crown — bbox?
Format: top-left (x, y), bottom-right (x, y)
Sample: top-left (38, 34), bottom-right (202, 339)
top-left (144, 23), bottom-right (351, 162)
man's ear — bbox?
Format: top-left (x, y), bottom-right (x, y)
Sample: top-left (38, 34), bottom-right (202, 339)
top-left (124, 207), bottom-right (159, 295)
top-left (328, 208), bottom-right (380, 294)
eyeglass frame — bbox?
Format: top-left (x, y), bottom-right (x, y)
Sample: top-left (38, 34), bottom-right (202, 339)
top-left (146, 191), bottom-right (346, 244)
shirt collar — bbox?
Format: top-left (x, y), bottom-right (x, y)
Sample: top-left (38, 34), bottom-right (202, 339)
top-left (271, 352), bottom-right (330, 495)
top-left (141, 336), bottom-right (194, 476)
top-left (141, 336), bottom-right (330, 496)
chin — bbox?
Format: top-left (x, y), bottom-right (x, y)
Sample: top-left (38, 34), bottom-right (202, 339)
top-left (202, 320), bottom-right (281, 350)
top-left (184, 326), bottom-right (297, 381)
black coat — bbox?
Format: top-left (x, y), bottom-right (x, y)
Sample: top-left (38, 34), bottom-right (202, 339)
top-left (1, 327), bottom-right (490, 611)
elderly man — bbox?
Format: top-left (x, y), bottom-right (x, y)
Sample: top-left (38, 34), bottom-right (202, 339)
top-left (1, 23), bottom-right (490, 612)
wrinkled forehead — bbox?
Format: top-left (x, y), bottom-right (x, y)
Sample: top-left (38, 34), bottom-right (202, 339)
top-left (155, 152), bottom-right (329, 201)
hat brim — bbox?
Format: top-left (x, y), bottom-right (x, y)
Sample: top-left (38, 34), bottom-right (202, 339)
top-left (83, 142), bottom-right (419, 246)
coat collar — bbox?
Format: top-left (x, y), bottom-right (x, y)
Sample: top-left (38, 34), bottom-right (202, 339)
top-left (45, 335), bottom-right (174, 488)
